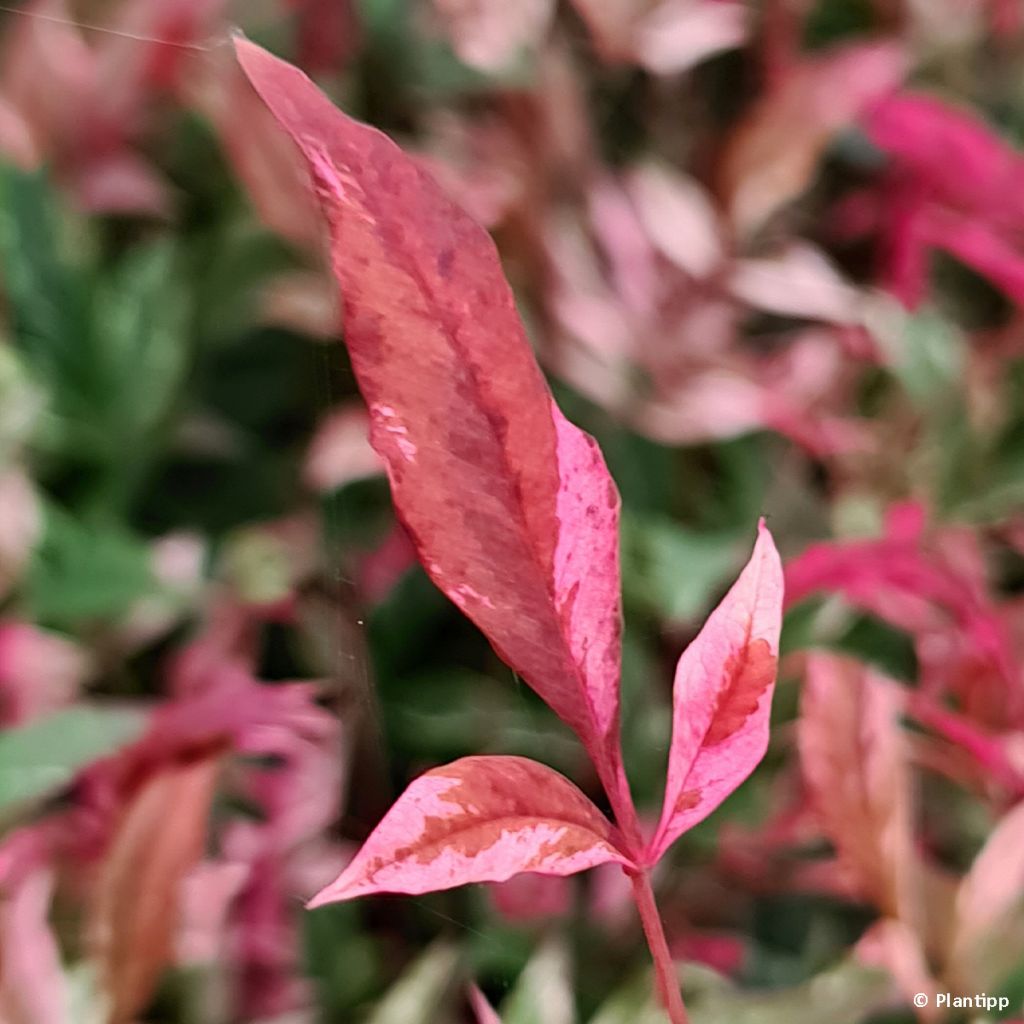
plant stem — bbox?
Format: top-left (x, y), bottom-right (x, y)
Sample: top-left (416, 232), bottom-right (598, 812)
top-left (630, 870), bottom-right (689, 1024)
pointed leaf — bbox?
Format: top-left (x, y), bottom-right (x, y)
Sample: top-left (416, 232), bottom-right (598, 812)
top-left (647, 522), bottom-right (782, 864)
top-left (501, 937), bottom-right (575, 1024)
top-left (234, 39), bottom-right (626, 794)
top-left (721, 42), bottom-right (905, 236)
top-left (90, 754), bottom-right (219, 1024)
top-left (469, 984), bottom-right (503, 1024)
top-left (367, 941), bottom-right (462, 1024)
top-left (798, 653), bottom-right (915, 921)
top-left (953, 800), bottom-right (1024, 988)
top-left (0, 869), bottom-right (71, 1024)
top-left (309, 756), bottom-right (632, 905)
top-left (856, 919), bottom-right (939, 1022)
top-left (0, 705), bottom-right (147, 816)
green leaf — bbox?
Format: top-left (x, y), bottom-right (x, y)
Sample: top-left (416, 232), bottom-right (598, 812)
top-left (0, 164), bottom-right (91, 382)
top-left (366, 942), bottom-right (462, 1024)
top-left (621, 513), bottom-right (741, 623)
top-left (590, 959), bottom-right (891, 1024)
top-left (887, 307), bottom-right (964, 405)
top-left (686, 959), bottom-right (891, 1024)
top-left (501, 938), bottom-right (574, 1024)
top-left (0, 704), bottom-right (147, 815)
top-left (91, 240), bottom-right (190, 442)
top-left (0, 166), bottom-right (190, 501)
top-left (27, 505), bottom-right (156, 627)
top-left (588, 970), bottom-right (670, 1024)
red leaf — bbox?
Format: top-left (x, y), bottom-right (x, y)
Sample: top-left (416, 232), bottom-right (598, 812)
top-left (234, 40), bottom-right (629, 807)
top-left (308, 756), bottom-right (632, 905)
top-left (90, 755), bottom-right (220, 1024)
top-left (798, 653), bottom-right (915, 921)
top-left (646, 522), bottom-right (783, 864)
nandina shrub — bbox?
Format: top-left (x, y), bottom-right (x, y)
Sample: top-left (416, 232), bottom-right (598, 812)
top-left (236, 40), bottom-right (783, 1022)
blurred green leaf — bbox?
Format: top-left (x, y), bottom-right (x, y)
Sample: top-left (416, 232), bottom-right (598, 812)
top-left (621, 513), bottom-right (741, 623)
top-left (0, 344), bottom-right (44, 464)
top-left (588, 969), bottom-right (670, 1024)
top-left (304, 905), bottom-right (382, 1016)
top-left (27, 504), bottom-right (156, 626)
top-left (0, 166), bottom-right (190, 505)
top-left (501, 938), bottom-right (575, 1024)
top-left (91, 240), bottom-right (190, 440)
top-left (0, 164), bottom-right (91, 383)
top-left (685, 958), bottom-right (891, 1024)
top-left (366, 941), bottom-right (462, 1024)
top-left (888, 308), bottom-right (964, 406)
top-left (0, 704), bottom-right (147, 815)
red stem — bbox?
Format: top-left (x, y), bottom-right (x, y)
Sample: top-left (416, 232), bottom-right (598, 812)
top-left (630, 870), bottom-right (689, 1024)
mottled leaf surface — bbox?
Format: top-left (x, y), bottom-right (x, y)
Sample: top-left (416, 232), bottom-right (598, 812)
top-left (647, 522), bottom-right (782, 863)
top-left (309, 756), bottom-right (631, 905)
top-left (235, 39), bottom-right (625, 796)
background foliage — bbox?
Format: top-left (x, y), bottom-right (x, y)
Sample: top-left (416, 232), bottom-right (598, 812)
top-left (2, 0), bottom-right (1024, 1021)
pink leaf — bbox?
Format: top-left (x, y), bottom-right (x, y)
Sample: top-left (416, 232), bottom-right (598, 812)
top-left (186, 47), bottom-right (322, 249)
top-left (954, 800), bottom-right (1024, 954)
top-left (309, 756), bottom-right (633, 905)
top-left (864, 92), bottom-right (1024, 231)
top-left (0, 867), bottom-right (71, 1024)
top-left (469, 984), bottom-right (503, 1024)
top-left (626, 161), bottom-right (723, 279)
top-left (798, 653), bottom-right (916, 921)
top-left (856, 919), bottom-right (939, 1022)
top-left (488, 872), bottom-right (571, 923)
top-left (90, 755), bottom-right (220, 1024)
top-left (721, 41), bottom-right (905, 236)
top-left (432, 0), bottom-right (555, 71)
top-left (646, 522), bottom-right (783, 864)
top-left (234, 40), bottom-right (629, 806)
top-left (633, 0), bottom-right (748, 75)
top-left (919, 207), bottom-right (1024, 305)
top-left (0, 621), bottom-right (87, 727)
top-left (303, 404), bottom-right (382, 493)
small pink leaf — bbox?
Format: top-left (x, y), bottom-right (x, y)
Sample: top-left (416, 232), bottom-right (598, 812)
top-left (856, 919), bottom-right (938, 1023)
top-left (954, 800), bottom-right (1024, 956)
top-left (646, 522), bottom-right (783, 864)
top-left (798, 654), bottom-right (915, 922)
top-left (234, 40), bottom-right (628, 803)
top-left (432, 0), bottom-right (555, 71)
top-left (308, 756), bottom-right (633, 906)
top-left (468, 984), bottom-right (502, 1024)
top-left (0, 867), bottom-right (71, 1024)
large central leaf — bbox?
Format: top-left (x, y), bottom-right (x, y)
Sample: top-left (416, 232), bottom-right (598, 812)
top-left (235, 39), bottom-right (625, 800)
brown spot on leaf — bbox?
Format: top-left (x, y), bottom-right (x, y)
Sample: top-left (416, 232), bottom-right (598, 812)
top-left (674, 789), bottom-right (702, 814)
top-left (369, 758), bottom-right (614, 877)
top-left (705, 638), bottom-right (777, 746)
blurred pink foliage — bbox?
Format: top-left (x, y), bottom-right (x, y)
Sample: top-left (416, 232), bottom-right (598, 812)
top-left (3, 0), bottom-right (1024, 1019)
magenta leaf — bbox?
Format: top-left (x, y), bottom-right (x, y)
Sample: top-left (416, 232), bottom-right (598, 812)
top-left (234, 39), bottom-right (629, 810)
top-left (646, 521), bottom-right (783, 864)
top-left (308, 756), bottom-right (633, 906)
